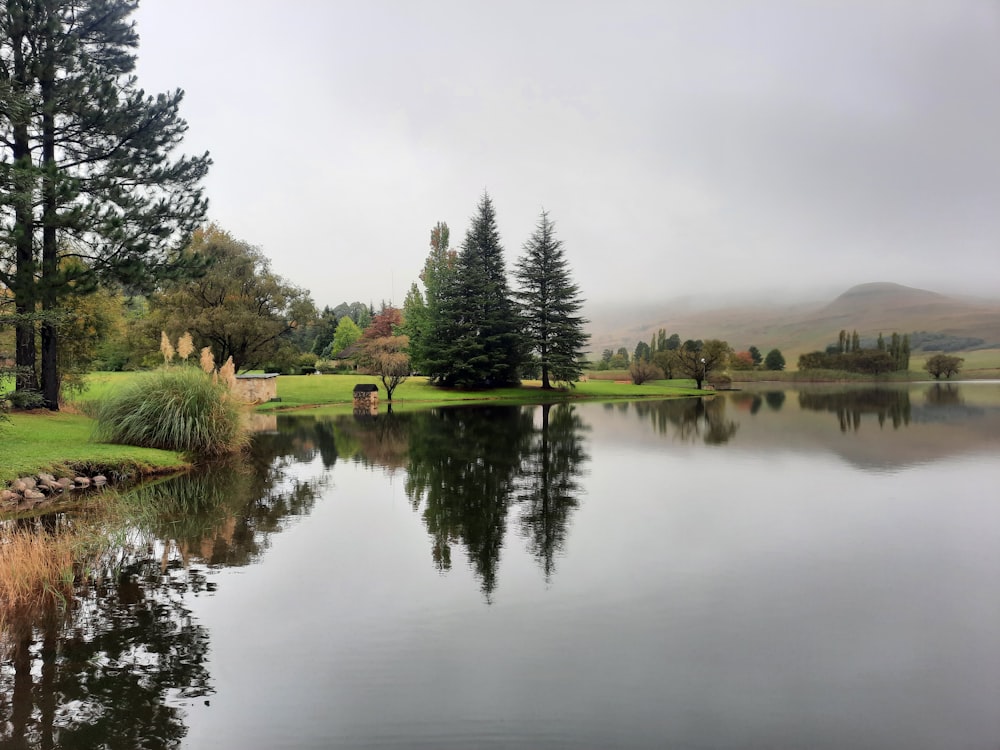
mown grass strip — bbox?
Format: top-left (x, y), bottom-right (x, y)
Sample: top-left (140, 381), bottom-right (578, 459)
top-left (0, 410), bottom-right (188, 486)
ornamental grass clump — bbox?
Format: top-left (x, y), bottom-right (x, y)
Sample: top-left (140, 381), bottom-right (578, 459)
top-left (94, 367), bottom-right (248, 456)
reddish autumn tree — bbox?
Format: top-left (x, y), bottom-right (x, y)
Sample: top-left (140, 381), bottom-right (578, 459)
top-left (731, 351), bottom-right (755, 370)
top-left (363, 306), bottom-right (403, 339)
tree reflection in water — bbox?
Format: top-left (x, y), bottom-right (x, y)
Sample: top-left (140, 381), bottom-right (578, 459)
top-left (632, 397), bottom-right (739, 445)
top-left (0, 539), bottom-right (212, 750)
top-left (0, 429), bottom-right (329, 749)
top-left (401, 404), bottom-right (589, 599)
top-left (0, 401), bottom-right (592, 743)
top-left (516, 404), bottom-right (589, 581)
top-left (798, 387), bottom-right (912, 432)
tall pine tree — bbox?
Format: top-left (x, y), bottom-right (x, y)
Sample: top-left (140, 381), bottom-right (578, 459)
top-left (515, 211), bottom-right (589, 388)
top-left (424, 194), bottom-right (524, 388)
top-left (0, 0), bottom-right (209, 408)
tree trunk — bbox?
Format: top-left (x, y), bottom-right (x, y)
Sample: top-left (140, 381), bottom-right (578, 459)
top-left (11, 17), bottom-right (39, 395)
top-left (40, 48), bottom-right (60, 410)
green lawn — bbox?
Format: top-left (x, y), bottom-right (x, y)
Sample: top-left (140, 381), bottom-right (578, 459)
top-left (256, 374), bottom-right (703, 411)
top-left (0, 410), bottom-right (188, 486)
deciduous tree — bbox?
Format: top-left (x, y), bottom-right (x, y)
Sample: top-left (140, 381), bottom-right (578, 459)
top-left (151, 226), bottom-right (312, 372)
top-left (924, 353), bottom-right (963, 380)
top-left (672, 339), bottom-right (732, 389)
top-left (362, 334), bottom-right (410, 402)
top-left (331, 316), bottom-right (362, 357)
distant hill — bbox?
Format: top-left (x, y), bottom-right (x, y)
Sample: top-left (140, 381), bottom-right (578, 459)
top-left (587, 282), bottom-right (1000, 361)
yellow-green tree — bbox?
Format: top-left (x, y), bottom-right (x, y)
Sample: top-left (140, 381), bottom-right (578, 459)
top-left (151, 226), bottom-right (314, 372)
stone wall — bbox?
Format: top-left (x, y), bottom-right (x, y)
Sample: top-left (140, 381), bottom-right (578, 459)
top-left (234, 374), bottom-right (278, 404)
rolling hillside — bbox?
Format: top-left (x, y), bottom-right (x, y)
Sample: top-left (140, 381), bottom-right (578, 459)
top-left (587, 282), bottom-right (1000, 362)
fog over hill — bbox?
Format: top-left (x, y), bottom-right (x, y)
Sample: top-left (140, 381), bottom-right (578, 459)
top-left (585, 282), bottom-right (1000, 359)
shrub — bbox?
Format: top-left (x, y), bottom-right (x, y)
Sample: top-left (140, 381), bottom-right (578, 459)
top-left (7, 388), bottom-right (46, 410)
top-left (629, 359), bottom-right (664, 385)
top-left (94, 367), bottom-right (248, 456)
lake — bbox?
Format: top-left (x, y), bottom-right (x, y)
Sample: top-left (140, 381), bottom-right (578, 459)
top-left (3, 382), bottom-right (1000, 749)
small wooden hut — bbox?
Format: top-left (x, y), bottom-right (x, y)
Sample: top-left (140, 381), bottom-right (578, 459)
top-left (353, 383), bottom-right (379, 412)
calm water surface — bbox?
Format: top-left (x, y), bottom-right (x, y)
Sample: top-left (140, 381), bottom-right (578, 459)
top-left (3, 382), bottom-right (1000, 749)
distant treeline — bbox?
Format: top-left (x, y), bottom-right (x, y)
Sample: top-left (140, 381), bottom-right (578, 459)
top-left (799, 330), bottom-right (910, 375)
top-left (909, 331), bottom-right (988, 352)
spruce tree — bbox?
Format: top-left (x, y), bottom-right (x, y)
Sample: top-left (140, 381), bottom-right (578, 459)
top-left (425, 194), bottom-right (524, 388)
top-left (0, 0), bottom-right (209, 408)
top-left (514, 211), bottom-right (589, 388)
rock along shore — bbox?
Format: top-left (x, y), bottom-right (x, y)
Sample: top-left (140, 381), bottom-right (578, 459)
top-left (1, 472), bottom-right (109, 513)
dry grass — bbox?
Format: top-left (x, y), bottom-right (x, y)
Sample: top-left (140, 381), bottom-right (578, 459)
top-left (0, 522), bottom-right (77, 617)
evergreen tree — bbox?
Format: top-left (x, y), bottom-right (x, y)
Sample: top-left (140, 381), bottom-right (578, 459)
top-left (399, 282), bottom-right (427, 367)
top-left (311, 306), bottom-right (339, 356)
top-left (764, 348), bottom-right (786, 371)
top-left (405, 222), bottom-right (453, 374)
top-left (0, 0), bottom-right (209, 408)
top-left (514, 211), bottom-right (589, 389)
top-left (425, 194), bottom-right (524, 388)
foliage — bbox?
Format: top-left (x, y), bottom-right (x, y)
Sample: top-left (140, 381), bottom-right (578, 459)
top-left (0, 0), bottom-right (210, 409)
top-left (361, 335), bottom-right (411, 401)
top-left (424, 194), bottom-right (525, 388)
top-left (764, 348), bottom-right (786, 371)
top-left (803, 331), bottom-right (912, 374)
top-left (924, 354), bottom-right (964, 379)
top-left (514, 211), bottom-right (590, 388)
top-left (798, 349), bottom-right (896, 375)
top-left (748, 345), bottom-right (762, 366)
top-left (331, 316), bottom-right (362, 356)
top-left (671, 339), bottom-right (732, 389)
top-left (310, 306), bottom-right (339, 356)
top-left (363, 305), bottom-right (403, 339)
top-left (652, 350), bottom-right (675, 379)
top-left (633, 341), bottom-right (652, 363)
top-left (731, 351), bottom-right (755, 370)
top-left (628, 359), bottom-right (664, 385)
top-left (151, 225), bottom-right (315, 372)
top-left (93, 367), bottom-right (248, 457)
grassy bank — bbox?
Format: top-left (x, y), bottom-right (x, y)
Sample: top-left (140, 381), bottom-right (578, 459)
top-left (0, 410), bottom-right (188, 486)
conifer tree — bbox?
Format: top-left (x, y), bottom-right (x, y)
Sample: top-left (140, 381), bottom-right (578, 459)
top-left (425, 194), bottom-right (524, 388)
top-left (514, 211), bottom-right (589, 388)
top-left (0, 0), bottom-right (210, 408)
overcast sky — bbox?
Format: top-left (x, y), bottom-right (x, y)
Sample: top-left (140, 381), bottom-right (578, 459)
top-left (132, 0), bottom-right (1000, 311)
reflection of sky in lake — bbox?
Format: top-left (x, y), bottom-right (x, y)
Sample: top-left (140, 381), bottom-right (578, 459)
top-left (171, 388), bottom-right (1000, 750)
